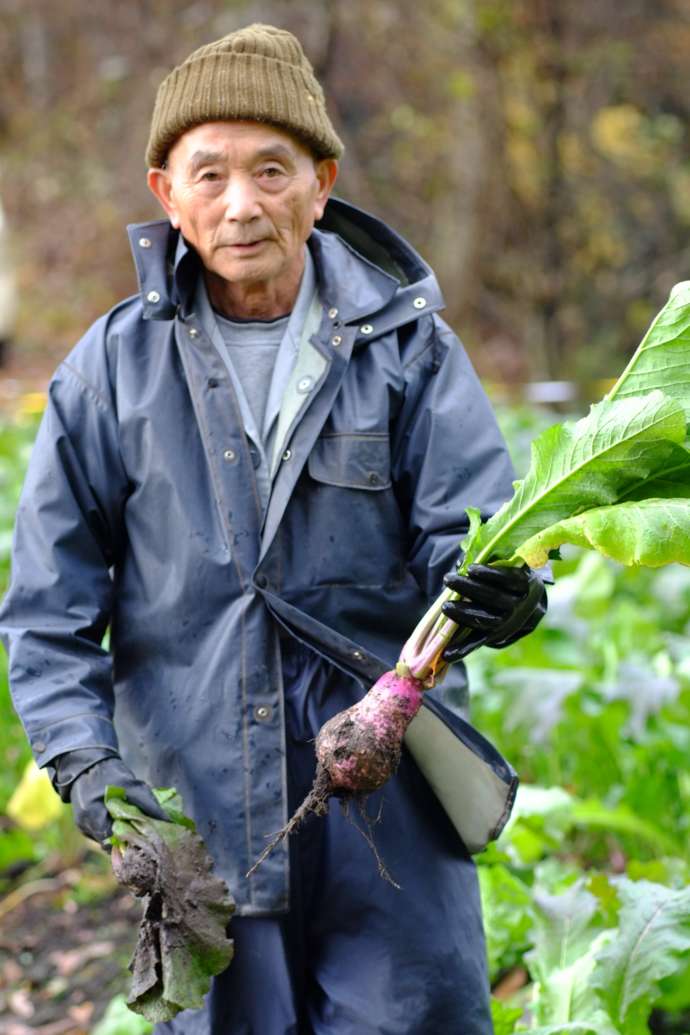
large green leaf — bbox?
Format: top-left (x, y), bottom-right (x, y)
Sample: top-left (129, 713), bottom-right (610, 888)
top-left (529, 882), bottom-right (601, 975)
top-left (607, 280), bottom-right (690, 421)
top-left (513, 499), bottom-right (690, 569)
top-left (527, 883), bottom-right (618, 1034)
top-left (533, 935), bottom-right (618, 1034)
top-left (105, 786), bottom-right (235, 1023)
top-left (619, 441), bottom-right (690, 500)
top-left (462, 391), bottom-right (687, 566)
top-left (590, 878), bottom-right (690, 1033)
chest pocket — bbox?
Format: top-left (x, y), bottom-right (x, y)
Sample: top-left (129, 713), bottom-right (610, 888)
top-left (297, 431), bottom-right (403, 588)
top-left (307, 432), bottom-right (392, 490)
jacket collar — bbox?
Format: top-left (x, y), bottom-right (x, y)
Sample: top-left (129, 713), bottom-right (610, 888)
top-left (126, 197), bottom-right (445, 333)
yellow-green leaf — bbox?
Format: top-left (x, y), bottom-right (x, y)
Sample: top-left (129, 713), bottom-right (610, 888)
top-left (7, 760), bottom-right (64, 831)
top-left (512, 499), bottom-right (690, 570)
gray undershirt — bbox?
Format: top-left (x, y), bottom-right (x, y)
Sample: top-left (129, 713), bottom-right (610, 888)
top-left (215, 313), bottom-right (288, 435)
top-left (195, 247), bottom-right (318, 513)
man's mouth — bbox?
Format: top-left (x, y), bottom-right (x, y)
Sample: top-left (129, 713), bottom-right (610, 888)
top-left (225, 239), bottom-right (266, 250)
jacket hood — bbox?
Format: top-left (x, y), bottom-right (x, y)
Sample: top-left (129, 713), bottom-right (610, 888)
top-left (127, 197), bottom-right (445, 338)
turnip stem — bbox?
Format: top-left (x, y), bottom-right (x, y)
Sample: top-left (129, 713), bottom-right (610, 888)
top-left (397, 586), bottom-right (469, 683)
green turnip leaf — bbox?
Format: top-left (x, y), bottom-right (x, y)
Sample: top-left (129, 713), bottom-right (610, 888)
top-left (607, 280), bottom-right (690, 421)
top-left (512, 498), bottom-right (690, 569)
top-left (462, 391), bottom-right (687, 567)
top-left (105, 786), bottom-right (234, 1022)
top-left (590, 879), bottom-right (690, 1033)
top-left (618, 441), bottom-right (690, 500)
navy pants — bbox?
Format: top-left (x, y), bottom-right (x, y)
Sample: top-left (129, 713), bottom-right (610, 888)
top-left (155, 746), bottom-right (493, 1034)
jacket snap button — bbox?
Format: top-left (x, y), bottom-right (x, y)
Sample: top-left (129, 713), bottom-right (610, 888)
top-left (360, 324), bottom-right (373, 335)
top-left (352, 650), bottom-right (364, 661)
top-left (189, 327), bottom-right (199, 338)
top-left (34, 739), bottom-right (46, 753)
top-left (254, 705), bottom-right (272, 721)
top-left (331, 335), bottom-right (342, 347)
top-left (297, 376), bottom-right (313, 393)
top-left (368, 471), bottom-right (380, 485)
top-left (147, 290), bottom-right (160, 303)
top-left (223, 448), bottom-right (236, 462)
top-left (328, 307), bottom-right (338, 319)
top-left (413, 297), bottom-right (427, 309)
top-left (208, 377), bottom-right (219, 388)
top-left (282, 448), bottom-right (292, 461)
top-left (138, 237), bottom-right (152, 249)
top-left (255, 574), bottom-right (268, 589)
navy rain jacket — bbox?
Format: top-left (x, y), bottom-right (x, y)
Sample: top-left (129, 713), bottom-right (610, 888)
top-left (0, 198), bottom-right (516, 915)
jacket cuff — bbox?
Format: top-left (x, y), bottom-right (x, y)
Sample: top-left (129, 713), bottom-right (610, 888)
top-left (27, 713), bottom-right (119, 769)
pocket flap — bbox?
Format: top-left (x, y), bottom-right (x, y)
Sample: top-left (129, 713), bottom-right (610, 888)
top-left (308, 433), bottom-right (392, 490)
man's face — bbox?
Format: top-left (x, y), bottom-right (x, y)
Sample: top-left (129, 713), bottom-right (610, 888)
top-left (148, 121), bottom-right (337, 304)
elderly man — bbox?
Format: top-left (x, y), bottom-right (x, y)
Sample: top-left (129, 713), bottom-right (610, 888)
top-left (0, 24), bottom-right (546, 1034)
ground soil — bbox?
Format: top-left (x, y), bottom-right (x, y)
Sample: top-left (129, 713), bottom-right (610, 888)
top-left (0, 859), bottom-right (138, 1034)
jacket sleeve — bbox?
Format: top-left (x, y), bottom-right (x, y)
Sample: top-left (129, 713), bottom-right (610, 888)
top-left (0, 340), bottom-right (129, 768)
top-left (392, 314), bottom-right (516, 601)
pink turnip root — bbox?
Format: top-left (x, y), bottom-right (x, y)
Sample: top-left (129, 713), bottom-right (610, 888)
top-left (247, 669), bottom-right (424, 880)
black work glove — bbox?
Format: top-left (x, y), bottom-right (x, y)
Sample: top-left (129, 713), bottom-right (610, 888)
top-left (441, 563), bottom-right (547, 663)
top-left (51, 751), bottom-right (169, 846)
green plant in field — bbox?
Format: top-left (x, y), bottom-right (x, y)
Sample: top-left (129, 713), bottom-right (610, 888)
top-left (469, 550), bottom-right (690, 861)
top-left (458, 573), bottom-right (690, 1027)
top-left (472, 508), bottom-right (690, 1031)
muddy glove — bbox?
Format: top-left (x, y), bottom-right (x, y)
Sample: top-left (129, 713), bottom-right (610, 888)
top-left (441, 563), bottom-right (547, 663)
top-left (50, 750), bottom-right (169, 846)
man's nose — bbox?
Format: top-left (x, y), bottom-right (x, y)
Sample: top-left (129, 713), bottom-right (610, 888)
top-left (223, 178), bottom-right (261, 221)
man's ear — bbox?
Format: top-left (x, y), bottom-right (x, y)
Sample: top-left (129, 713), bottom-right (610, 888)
top-left (147, 168), bottom-right (180, 228)
top-left (313, 159), bottom-right (338, 222)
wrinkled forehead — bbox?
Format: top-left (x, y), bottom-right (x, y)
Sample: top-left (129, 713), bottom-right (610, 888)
top-left (166, 119), bottom-right (317, 171)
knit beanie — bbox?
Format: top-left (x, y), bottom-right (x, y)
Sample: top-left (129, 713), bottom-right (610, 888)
top-left (146, 23), bottom-right (344, 167)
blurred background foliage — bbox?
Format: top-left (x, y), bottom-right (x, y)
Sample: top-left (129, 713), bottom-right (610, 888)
top-left (2, 0), bottom-right (690, 383)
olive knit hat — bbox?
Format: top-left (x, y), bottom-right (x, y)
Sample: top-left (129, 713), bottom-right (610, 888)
top-left (145, 23), bottom-right (344, 167)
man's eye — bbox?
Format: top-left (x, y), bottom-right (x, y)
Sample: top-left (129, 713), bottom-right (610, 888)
top-left (260, 166), bottom-right (284, 179)
top-left (199, 171), bottom-right (220, 182)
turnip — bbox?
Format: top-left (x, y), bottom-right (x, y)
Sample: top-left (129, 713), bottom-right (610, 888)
top-left (247, 615), bottom-right (463, 881)
top-left (247, 669), bottom-right (426, 881)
